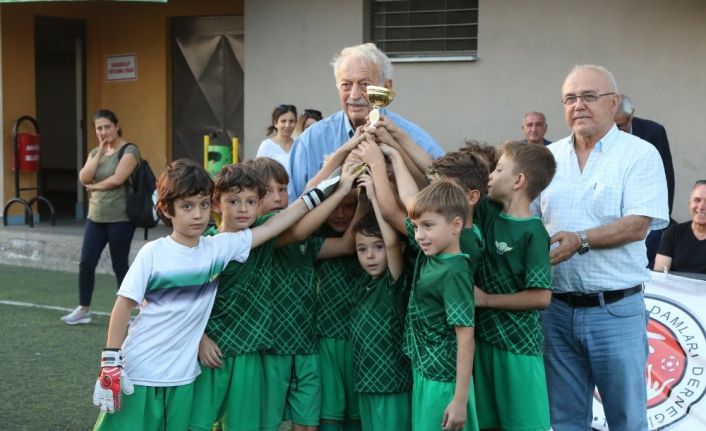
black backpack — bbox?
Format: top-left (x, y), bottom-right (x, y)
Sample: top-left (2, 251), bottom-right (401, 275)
top-left (118, 143), bottom-right (159, 239)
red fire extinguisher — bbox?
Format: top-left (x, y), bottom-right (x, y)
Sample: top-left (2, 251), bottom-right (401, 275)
top-left (3, 115), bottom-right (56, 227)
top-left (16, 132), bottom-right (40, 172)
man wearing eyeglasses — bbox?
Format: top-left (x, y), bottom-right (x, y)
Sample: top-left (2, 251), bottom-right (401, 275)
top-left (287, 43), bottom-right (444, 202)
top-left (615, 94), bottom-right (675, 269)
top-left (532, 65), bottom-right (669, 431)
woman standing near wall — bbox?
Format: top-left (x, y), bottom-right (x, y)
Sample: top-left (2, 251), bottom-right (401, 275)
top-left (61, 109), bottom-right (139, 325)
top-left (256, 104), bottom-right (297, 174)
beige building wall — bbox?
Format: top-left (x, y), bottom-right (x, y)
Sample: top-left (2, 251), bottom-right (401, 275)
top-left (244, 0), bottom-right (706, 222)
top-left (243, 0), bottom-right (360, 155)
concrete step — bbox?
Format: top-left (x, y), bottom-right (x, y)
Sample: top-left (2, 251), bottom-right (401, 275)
top-left (0, 220), bottom-right (172, 275)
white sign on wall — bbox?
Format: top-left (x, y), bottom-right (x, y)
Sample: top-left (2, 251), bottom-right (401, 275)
top-left (106, 54), bottom-right (137, 82)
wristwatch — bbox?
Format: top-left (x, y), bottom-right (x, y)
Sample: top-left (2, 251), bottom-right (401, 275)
top-left (576, 230), bottom-right (590, 255)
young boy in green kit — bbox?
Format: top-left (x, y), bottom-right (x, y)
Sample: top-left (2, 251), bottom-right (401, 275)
top-left (473, 141), bottom-right (556, 431)
top-left (189, 163), bottom-right (276, 431)
top-left (349, 172), bottom-right (412, 431)
top-left (405, 181), bottom-right (479, 431)
top-left (315, 188), bottom-right (366, 431)
top-left (92, 159), bottom-right (334, 431)
top-left (250, 157), bottom-right (363, 431)
top-left (352, 140), bottom-right (488, 268)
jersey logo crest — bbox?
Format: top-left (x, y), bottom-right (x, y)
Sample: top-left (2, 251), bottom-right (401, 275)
top-left (495, 241), bottom-right (513, 255)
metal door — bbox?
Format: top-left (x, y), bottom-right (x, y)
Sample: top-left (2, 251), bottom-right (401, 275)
top-left (35, 16), bottom-right (86, 219)
top-left (171, 16), bottom-right (244, 163)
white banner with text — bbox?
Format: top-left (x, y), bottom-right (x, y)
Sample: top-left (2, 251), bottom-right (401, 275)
top-left (592, 272), bottom-right (706, 430)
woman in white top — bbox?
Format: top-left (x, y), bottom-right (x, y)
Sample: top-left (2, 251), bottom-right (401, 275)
top-left (256, 104), bottom-right (297, 173)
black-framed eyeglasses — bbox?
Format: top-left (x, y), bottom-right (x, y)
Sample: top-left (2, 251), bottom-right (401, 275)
top-left (562, 92), bottom-right (615, 106)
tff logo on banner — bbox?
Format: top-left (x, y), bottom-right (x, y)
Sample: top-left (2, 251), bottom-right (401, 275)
top-left (592, 295), bottom-right (706, 430)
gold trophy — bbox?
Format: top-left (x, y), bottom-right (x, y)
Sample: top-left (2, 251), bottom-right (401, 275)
top-left (367, 85), bottom-right (395, 126)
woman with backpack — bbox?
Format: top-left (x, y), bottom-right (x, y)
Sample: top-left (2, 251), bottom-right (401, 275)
top-left (61, 109), bottom-right (139, 325)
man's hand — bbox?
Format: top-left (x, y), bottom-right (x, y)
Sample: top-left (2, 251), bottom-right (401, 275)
top-left (199, 334), bottom-right (223, 368)
top-left (549, 231), bottom-right (581, 265)
top-left (350, 137), bottom-right (385, 167)
top-left (442, 398), bottom-right (467, 431)
top-left (340, 126), bottom-right (367, 153)
top-left (93, 349), bottom-right (134, 413)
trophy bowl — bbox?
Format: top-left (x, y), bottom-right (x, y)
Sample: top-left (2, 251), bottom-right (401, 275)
top-left (367, 85), bottom-right (395, 108)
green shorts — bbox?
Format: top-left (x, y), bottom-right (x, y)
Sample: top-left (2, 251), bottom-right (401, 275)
top-left (93, 384), bottom-right (193, 431)
top-left (319, 337), bottom-right (359, 421)
top-left (359, 392), bottom-right (411, 431)
top-left (473, 339), bottom-right (550, 431)
top-left (261, 353), bottom-right (321, 430)
top-left (190, 353), bottom-right (263, 431)
top-left (411, 367), bottom-right (479, 431)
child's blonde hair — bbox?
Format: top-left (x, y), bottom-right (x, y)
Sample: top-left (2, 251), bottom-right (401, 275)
top-left (409, 181), bottom-right (469, 226)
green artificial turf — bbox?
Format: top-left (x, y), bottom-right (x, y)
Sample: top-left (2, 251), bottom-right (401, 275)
top-left (0, 264), bottom-right (116, 430)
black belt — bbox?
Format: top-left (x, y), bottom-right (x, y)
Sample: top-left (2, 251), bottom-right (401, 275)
top-left (553, 285), bottom-right (643, 308)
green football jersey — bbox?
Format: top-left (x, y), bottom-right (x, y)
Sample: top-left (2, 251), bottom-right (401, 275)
top-left (315, 255), bottom-right (366, 339)
top-left (402, 251), bottom-right (475, 383)
top-left (268, 236), bottom-right (324, 354)
top-left (205, 216), bottom-right (276, 356)
top-left (475, 197), bottom-right (552, 356)
top-left (350, 271), bottom-right (412, 393)
top-left (314, 225), bottom-right (366, 339)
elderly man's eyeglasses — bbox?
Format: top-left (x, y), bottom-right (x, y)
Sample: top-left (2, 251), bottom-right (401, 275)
top-left (562, 92), bottom-right (615, 106)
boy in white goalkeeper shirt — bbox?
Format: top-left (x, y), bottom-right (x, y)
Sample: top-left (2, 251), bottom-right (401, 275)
top-left (91, 158), bottom-right (339, 431)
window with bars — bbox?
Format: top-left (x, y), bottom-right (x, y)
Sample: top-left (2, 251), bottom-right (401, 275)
top-left (366, 0), bottom-right (478, 61)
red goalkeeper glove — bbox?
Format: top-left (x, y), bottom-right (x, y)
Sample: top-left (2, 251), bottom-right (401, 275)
top-left (93, 348), bottom-right (134, 413)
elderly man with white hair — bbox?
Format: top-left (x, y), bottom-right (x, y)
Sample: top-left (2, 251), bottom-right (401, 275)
top-left (287, 43), bottom-right (444, 201)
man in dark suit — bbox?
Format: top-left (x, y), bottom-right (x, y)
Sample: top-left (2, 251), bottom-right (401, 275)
top-left (615, 94), bottom-right (675, 268)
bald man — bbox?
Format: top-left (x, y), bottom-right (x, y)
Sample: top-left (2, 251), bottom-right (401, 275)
top-left (534, 65), bottom-right (668, 431)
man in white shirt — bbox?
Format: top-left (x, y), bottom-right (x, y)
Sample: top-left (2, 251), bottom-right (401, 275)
top-left (534, 65), bottom-right (669, 431)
